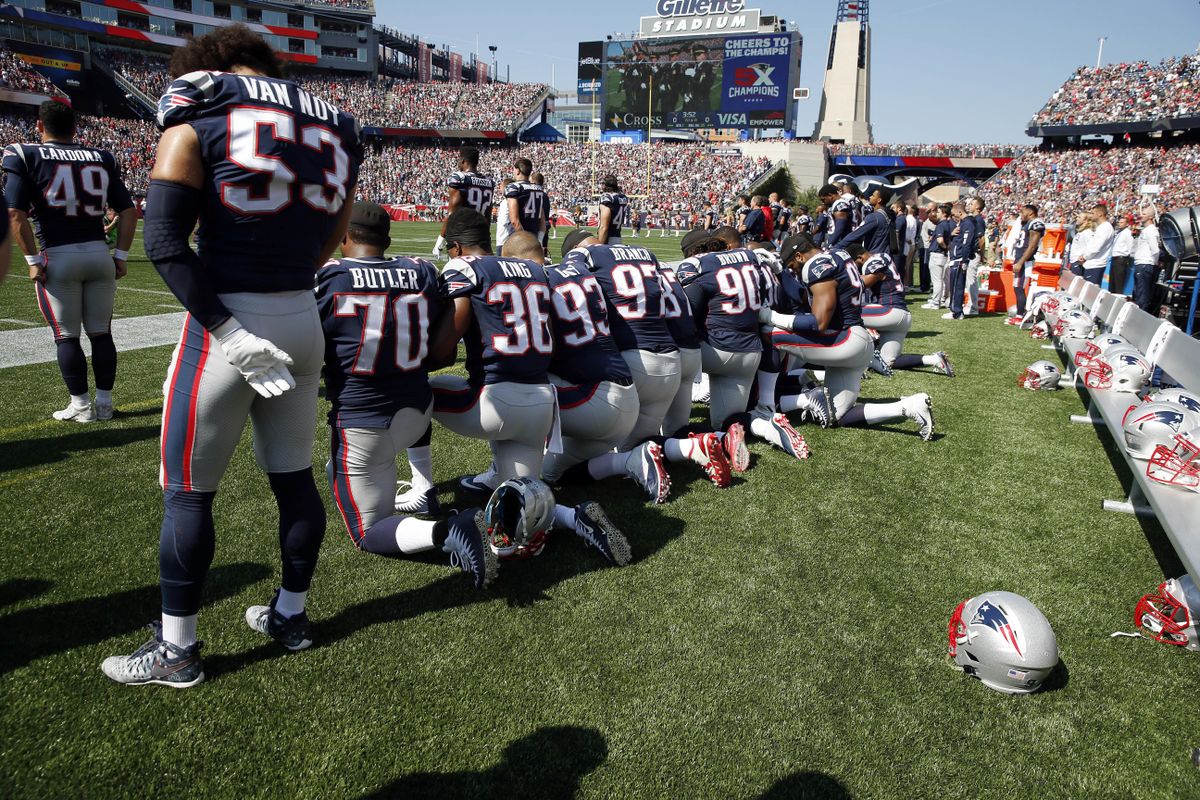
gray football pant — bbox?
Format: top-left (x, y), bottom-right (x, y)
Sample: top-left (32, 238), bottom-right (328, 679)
top-left (775, 326), bottom-right (874, 420)
top-left (966, 256), bottom-right (981, 310)
top-left (160, 291), bottom-right (323, 493)
top-left (620, 349), bottom-right (682, 449)
top-left (329, 405), bottom-right (431, 543)
top-left (862, 307), bottom-right (912, 367)
top-left (542, 378), bottom-right (639, 482)
top-left (431, 376), bottom-right (554, 481)
top-left (662, 346), bottom-right (701, 435)
top-left (35, 241), bottom-right (115, 340)
top-left (700, 343), bottom-right (761, 428)
top-left (927, 253), bottom-right (948, 307)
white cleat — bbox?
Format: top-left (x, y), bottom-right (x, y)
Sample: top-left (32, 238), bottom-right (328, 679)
top-left (53, 403), bottom-right (96, 423)
top-left (626, 441), bottom-right (671, 504)
top-left (903, 393), bottom-right (936, 441)
top-left (94, 402), bottom-right (114, 421)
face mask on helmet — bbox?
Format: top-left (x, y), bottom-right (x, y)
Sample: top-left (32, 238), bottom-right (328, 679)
top-left (1146, 427), bottom-right (1200, 491)
top-left (1052, 310), bottom-right (1094, 340)
top-left (948, 591), bottom-right (1060, 694)
top-left (1018, 360), bottom-right (1061, 390)
top-left (1082, 350), bottom-right (1150, 392)
top-left (483, 477), bottom-right (556, 558)
top-left (1030, 321), bottom-right (1051, 340)
top-left (1121, 402), bottom-right (1200, 459)
top-left (1074, 334), bottom-right (1130, 369)
top-left (1134, 575), bottom-right (1200, 651)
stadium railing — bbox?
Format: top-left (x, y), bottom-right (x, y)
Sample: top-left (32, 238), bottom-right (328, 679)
top-left (1049, 283), bottom-right (1200, 577)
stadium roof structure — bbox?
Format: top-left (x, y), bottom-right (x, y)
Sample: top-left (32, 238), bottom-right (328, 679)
top-left (1027, 115), bottom-right (1200, 139)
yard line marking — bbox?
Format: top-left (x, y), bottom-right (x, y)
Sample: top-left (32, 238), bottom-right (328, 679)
top-left (0, 312), bottom-right (185, 369)
top-left (0, 318), bottom-right (39, 327)
top-left (118, 287), bottom-right (176, 296)
top-left (0, 468), bottom-right (53, 489)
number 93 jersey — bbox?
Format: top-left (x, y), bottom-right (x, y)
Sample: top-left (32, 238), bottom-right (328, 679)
top-left (157, 70), bottom-right (363, 293)
top-left (316, 256), bottom-right (443, 428)
top-left (440, 255), bottom-right (553, 386)
top-left (802, 249), bottom-right (865, 331)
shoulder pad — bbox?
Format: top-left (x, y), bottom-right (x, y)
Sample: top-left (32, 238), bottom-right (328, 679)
top-left (803, 253), bottom-right (840, 285)
top-left (156, 70), bottom-right (219, 129)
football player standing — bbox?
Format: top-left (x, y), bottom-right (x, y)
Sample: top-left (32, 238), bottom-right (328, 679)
top-left (434, 146), bottom-right (495, 258)
top-left (595, 174), bottom-right (629, 246)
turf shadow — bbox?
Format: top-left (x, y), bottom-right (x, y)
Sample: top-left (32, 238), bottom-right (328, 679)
top-left (358, 725), bottom-right (607, 800)
top-left (0, 578), bottom-right (54, 610)
top-left (1040, 658), bottom-right (1070, 693)
top-left (757, 771), bottom-right (852, 799)
top-left (0, 561), bottom-right (269, 676)
top-left (0, 423), bottom-right (161, 473)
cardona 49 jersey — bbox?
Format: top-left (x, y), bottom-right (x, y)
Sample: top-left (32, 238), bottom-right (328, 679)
top-left (316, 256), bottom-right (443, 428)
top-left (157, 70), bottom-right (363, 293)
top-left (440, 255), bottom-right (553, 386)
top-left (802, 248), bottom-right (864, 330)
top-left (447, 170), bottom-right (495, 215)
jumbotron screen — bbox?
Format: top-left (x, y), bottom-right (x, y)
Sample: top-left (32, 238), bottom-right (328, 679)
top-left (599, 32), bottom-right (800, 131)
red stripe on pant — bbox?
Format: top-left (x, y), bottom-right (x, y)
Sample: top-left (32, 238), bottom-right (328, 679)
top-left (330, 427), bottom-right (366, 545)
top-left (35, 282), bottom-right (63, 339)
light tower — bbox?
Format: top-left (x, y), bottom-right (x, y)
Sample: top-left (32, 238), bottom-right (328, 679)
top-left (812, 0), bottom-right (873, 145)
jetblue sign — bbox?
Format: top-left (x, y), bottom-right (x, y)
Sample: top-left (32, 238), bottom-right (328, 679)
top-left (640, 0), bottom-right (761, 38)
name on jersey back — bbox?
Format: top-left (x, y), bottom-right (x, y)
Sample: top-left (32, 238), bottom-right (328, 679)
top-left (347, 266), bottom-right (422, 291)
top-left (239, 75), bottom-right (343, 124)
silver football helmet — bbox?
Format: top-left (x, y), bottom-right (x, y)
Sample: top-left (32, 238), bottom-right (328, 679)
top-left (949, 591), bottom-right (1060, 694)
top-left (1074, 333), bottom-right (1130, 368)
top-left (1029, 320), bottom-right (1051, 340)
top-left (1052, 309), bottom-right (1094, 340)
top-left (1147, 387), bottom-right (1200, 416)
top-left (1018, 360), bottom-right (1062, 391)
top-left (1040, 291), bottom-right (1080, 323)
top-left (1121, 401), bottom-right (1200, 460)
top-left (1147, 426), bottom-right (1200, 492)
top-left (1081, 349), bottom-right (1151, 393)
top-left (1135, 575), bottom-right (1200, 651)
top-left (483, 477), bottom-right (556, 558)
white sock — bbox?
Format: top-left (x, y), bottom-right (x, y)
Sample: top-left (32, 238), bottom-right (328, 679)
top-left (921, 354), bottom-right (940, 367)
top-left (861, 401), bottom-right (906, 425)
top-left (778, 394), bottom-right (806, 414)
top-left (756, 371), bottom-right (778, 409)
top-left (161, 613), bottom-right (197, 649)
top-left (395, 516), bottom-right (437, 553)
top-left (70, 393), bottom-right (89, 408)
top-left (275, 588), bottom-right (307, 618)
top-left (407, 445), bottom-right (433, 492)
top-left (587, 451), bottom-right (630, 480)
top-left (662, 437), bottom-right (698, 464)
top-left (749, 416), bottom-right (784, 448)
top-left (94, 389), bottom-right (112, 405)
top-left (552, 504), bottom-right (576, 531)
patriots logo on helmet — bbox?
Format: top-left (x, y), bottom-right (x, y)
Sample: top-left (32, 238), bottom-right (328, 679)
top-left (971, 600), bottom-right (1023, 656)
top-left (1133, 409), bottom-right (1186, 430)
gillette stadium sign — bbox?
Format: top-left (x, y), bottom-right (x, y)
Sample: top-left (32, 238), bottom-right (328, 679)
top-left (641, 0), bottom-right (762, 38)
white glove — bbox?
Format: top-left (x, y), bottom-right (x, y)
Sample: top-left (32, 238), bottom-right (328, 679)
top-left (214, 320), bottom-right (296, 398)
top-left (433, 235), bottom-right (446, 256)
top-left (757, 305), bottom-right (774, 325)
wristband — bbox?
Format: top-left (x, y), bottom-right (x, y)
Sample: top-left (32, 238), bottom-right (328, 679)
top-left (113, 249), bottom-right (129, 261)
top-left (211, 318), bottom-right (244, 341)
top-left (25, 254), bottom-right (44, 266)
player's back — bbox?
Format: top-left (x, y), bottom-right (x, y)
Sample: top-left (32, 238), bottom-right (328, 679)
top-left (565, 243), bottom-right (677, 354)
top-left (505, 180), bottom-right (546, 233)
top-left (448, 170), bottom-right (495, 216)
top-left (545, 262), bottom-right (631, 385)
top-left (676, 248), bottom-right (763, 352)
top-left (2, 141), bottom-right (132, 250)
top-left (316, 255), bottom-right (442, 427)
top-left (599, 191), bottom-right (629, 238)
top-left (440, 255), bottom-right (552, 385)
top-left (157, 71), bottom-right (362, 293)
top-left (862, 253), bottom-right (906, 309)
top-left (804, 249), bottom-right (864, 330)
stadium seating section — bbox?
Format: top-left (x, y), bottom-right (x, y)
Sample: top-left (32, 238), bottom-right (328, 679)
top-left (1031, 55), bottom-right (1200, 128)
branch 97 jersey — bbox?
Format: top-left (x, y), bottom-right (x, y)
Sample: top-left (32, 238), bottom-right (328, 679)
top-left (598, 191), bottom-right (629, 239)
top-left (316, 256), bottom-right (442, 428)
top-left (504, 180), bottom-right (547, 233)
top-left (2, 142), bottom-right (134, 250)
top-left (563, 244), bottom-right (677, 354)
top-left (861, 253), bottom-right (906, 309)
top-left (802, 249), bottom-right (864, 330)
top-left (156, 70), bottom-right (363, 293)
top-left (676, 248), bottom-right (763, 353)
top-left (545, 262), bottom-right (632, 385)
top-left (440, 255), bottom-right (552, 385)
top-left (447, 170), bottom-right (495, 215)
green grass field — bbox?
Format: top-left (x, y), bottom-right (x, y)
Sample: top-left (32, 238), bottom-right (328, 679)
top-left (1, 222), bottom-right (1197, 799)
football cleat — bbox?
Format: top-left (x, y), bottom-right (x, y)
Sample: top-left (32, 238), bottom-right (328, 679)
top-left (803, 386), bottom-right (835, 429)
top-left (100, 622), bottom-right (204, 688)
top-left (626, 441), bottom-right (671, 504)
top-left (756, 410), bottom-right (810, 460)
top-left (868, 350), bottom-right (894, 377)
top-left (573, 502), bottom-right (631, 566)
top-left (394, 481), bottom-right (441, 515)
top-left (245, 590), bottom-right (313, 651)
top-left (443, 509), bottom-right (498, 588)
top-left (903, 393), bottom-right (935, 441)
top-left (458, 474), bottom-right (496, 494)
top-left (94, 402), bottom-right (114, 421)
top-left (53, 403), bottom-right (95, 423)
top-left (690, 432), bottom-right (732, 488)
top-left (723, 421), bottom-right (750, 473)
top-left (934, 352), bottom-right (956, 377)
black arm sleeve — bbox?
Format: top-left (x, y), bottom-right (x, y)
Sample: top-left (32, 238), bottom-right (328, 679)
top-left (684, 282), bottom-right (708, 331)
top-left (143, 179), bottom-right (231, 332)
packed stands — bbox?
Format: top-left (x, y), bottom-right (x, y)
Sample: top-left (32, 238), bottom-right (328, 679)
top-left (828, 143), bottom-right (1028, 158)
top-left (0, 112), bottom-right (157, 196)
top-left (978, 143), bottom-right (1200, 222)
top-left (1030, 55), bottom-right (1200, 128)
top-left (0, 46), bottom-right (67, 97)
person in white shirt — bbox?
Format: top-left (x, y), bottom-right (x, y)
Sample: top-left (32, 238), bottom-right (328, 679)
top-left (1067, 211), bottom-right (1094, 278)
top-left (918, 204), bottom-right (935, 292)
top-left (1110, 213), bottom-right (1136, 296)
top-left (1078, 203), bottom-right (1114, 286)
top-left (903, 205), bottom-right (918, 284)
top-left (1132, 208), bottom-right (1161, 313)
top-left (494, 177), bottom-right (514, 250)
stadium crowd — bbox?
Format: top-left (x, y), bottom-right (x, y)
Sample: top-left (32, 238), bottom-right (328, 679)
top-left (1031, 55), bottom-right (1200, 127)
top-left (0, 46), bottom-right (67, 96)
top-left (0, 111), bottom-right (156, 195)
top-left (828, 143), bottom-right (1028, 158)
top-left (979, 143), bottom-right (1200, 222)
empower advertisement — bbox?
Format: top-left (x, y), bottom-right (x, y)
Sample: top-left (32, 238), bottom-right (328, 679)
top-left (601, 32), bottom-right (798, 130)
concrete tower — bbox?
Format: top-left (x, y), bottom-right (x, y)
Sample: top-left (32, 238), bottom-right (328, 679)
top-left (813, 0), bottom-right (873, 144)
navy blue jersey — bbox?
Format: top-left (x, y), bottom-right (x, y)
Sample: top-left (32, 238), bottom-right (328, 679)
top-left (504, 180), bottom-right (547, 234)
top-left (950, 216), bottom-right (976, 263)
top-left (701, 208), bottom-right (716, 229)
top-left (742, 208), bottom-right (766, 242)
top-left (676, 248), bottom-right (763, 353)
top-left (752, 249), bottom-right (782, 310)
top-left (156, 70), bottom-right (363, 293)
top-left (1012, 218), bottom-right (1045, 265)
top-left (841, 208), bottom-right (892, 254)
top-left (447, 170), bottom-right (495, 216)
top-left (972, 213), bottom-right (987, 251)
top-left (598, 191), bottom-right (629, 239)
top-left (659, 265), bottom-right (701, 349)
top-left (861, 252), bottom-right (907, 309)
top-left (776, 266), bottom-right (806, 313)
top-left (440, 255), bottom-right (552, 385)
top-left (563, 243), bottom-right (677, 354)
top-left (316, 256), bottom-right (442, 428)
top-left (545, 262), bottom-right (632, 385)
top-left (811, 212), bottom-right (829, 245)
top-left (930, 219), bottom-right (955, 254)
top-left (776, 207), bottom-right (792, 231)
top-left (2, 141), bottom-right (134, 250)
top-left (802, 249), bottom-right (864, 331)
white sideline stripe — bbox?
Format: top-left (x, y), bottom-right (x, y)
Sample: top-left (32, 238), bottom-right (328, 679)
top-left (0, 312), bottom-right (185, 369)
top-left (0, 318), bottom-right (39, 327)
top-left (119, 286), bottom-right (177, 296)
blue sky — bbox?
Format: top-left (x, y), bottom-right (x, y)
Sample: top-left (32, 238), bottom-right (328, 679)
top-left (377, 0), bottom-right (1200, 144)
